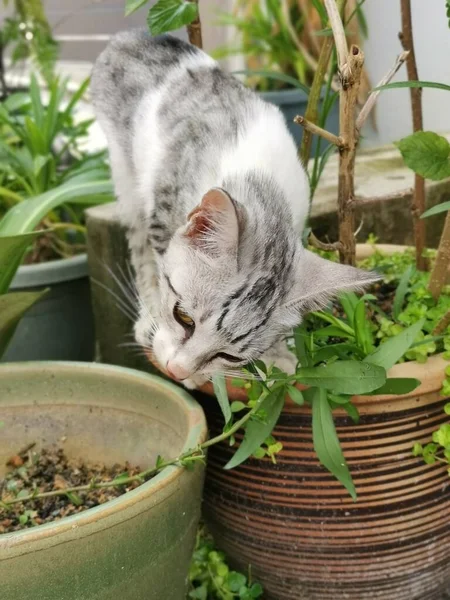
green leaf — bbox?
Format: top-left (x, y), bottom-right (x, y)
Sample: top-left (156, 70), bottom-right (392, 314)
top-left (296, 361), bottom-right (386, 395)
top-left (0, 290), bottom-right (49, 357)
top-left (111, 472), bottom-right (130, 485)
top-left (311, 311), bottom-right (355, 336)
top-left (312, 343), bottom-right (363, 364)
top-left (375, 81), bottom-right (450, 92)
top-left (311, 0), bottom-right (328, 26)
top-left (147, 0), bottom-right (198, 36)
top-left (19, 513), bottom-right (29, 526)
top-left (66, 492), bottom-right (83, 506)
top-left (125, 0), bottom-right (149, 16)
top-left (444, 402), bottom-right (450, 416)
top-left (227, 571), bottom-right (247, 592)
top-left (312, 388), bottom-right (356, 500)
top-left (231, 401), bottom-right (247, 413)
top-left (225, 387), bottom-right (285, 470)
top-left (0, 176), bottom-right (113, 236)
top-left (339, 292), bottom-right (359, 323)
top-left (366, 378), bottom-right (421, 395)
top-left (313, 325), bottom-right (355, 340)
top-left (293, 326), bottom-right (310, 366)
top-left (287, 385), bottom-right (304, 405)
top-left (432, 423), bottom-right (450, 448)
top-left (393, 265), bottom-right (413, 319)
top-left (412, 442), bottom-right (423, 457)
top-left (395, 132), bottom-right (450, 181)
top-left (250, 583), bottom-right (264, 598)
top-left (353, 296), bottom-right (375, 355)
top-left (421, 201), bottom-right (450, 218)
top-left (233, 70), bottom-right (309, 95)
top-left (341, 401), bottom-right (360, 424)
top-left (0, 232), bottom-right (44, 294)
top-left (364, 319), bottom-right (424, 370)
top-left (212, 374), bottom-right (232, 424)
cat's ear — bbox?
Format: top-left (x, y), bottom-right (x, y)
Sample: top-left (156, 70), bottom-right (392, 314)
top-left (285, 249), bottom-right (380, 313)
top-left (184, 188), bottom-right (242, 256)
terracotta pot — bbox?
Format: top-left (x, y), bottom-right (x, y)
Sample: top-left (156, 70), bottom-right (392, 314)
top-left (158, 244), bottom-right (450, 600)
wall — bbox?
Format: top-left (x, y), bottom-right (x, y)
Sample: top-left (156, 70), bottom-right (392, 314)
top-left (361, 0), bottom-right (450, 147)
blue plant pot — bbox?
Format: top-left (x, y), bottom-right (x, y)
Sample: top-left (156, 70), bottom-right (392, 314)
top-left (259, 88), bottom-right (339, 155)
top-left (2, 254), bottom-right (95, 362)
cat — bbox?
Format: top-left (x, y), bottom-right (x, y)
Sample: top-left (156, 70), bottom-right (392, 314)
top-left (91, 30), bottom-right (377, 389)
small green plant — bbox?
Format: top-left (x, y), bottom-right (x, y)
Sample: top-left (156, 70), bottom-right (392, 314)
top-left (0, 76), bottom-right (113, 261)
top-left (189, 528), bottom-right (263, 599)
top-left (0, 0), bottom-right (58, 91)
top-left (412, 401), bottom-right (450, 476)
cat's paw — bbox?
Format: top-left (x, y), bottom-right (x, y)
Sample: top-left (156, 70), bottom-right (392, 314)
top-left (182, 374), bottom-right (208, 390)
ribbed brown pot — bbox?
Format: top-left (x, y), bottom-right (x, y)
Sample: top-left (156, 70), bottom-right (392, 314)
top-left (199, 354), bottom-right (450, 600)
top-left (150, 244), bottom-right (450, 599)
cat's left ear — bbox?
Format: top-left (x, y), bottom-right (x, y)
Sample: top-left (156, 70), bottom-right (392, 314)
top-left (285, 249), bottom-right (380, 314)
top-left (184, 188), bottom-right (243, 256)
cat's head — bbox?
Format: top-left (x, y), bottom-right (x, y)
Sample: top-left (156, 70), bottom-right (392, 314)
top-left (138, 188), bottom-right (378, 384)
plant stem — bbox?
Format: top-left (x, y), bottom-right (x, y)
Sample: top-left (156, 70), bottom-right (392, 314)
top-left (399, 0), bottom-right (427, 271)
top-left (432, 308), bottom-right (450, 337)
top-left (336, 43), bottom-right (364, 266)
top-left (429, 210), bottom-right (450, 301)
top-left (1, 393), bottom-right (265, 507)
top-left (299, 0), bottom-right (344, 167)
top-left (187, 0), bottom-right (203, 49)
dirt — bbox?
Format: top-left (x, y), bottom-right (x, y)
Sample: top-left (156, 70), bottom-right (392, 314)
top-left (0, 445), bottom-right (142, 534)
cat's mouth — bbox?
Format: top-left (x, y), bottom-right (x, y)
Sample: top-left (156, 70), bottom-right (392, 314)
top-left (143, 348), bottom-right (248, 400)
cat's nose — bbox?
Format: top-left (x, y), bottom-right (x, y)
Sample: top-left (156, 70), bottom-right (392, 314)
top-left (166, 361), bottom-right (190, 381)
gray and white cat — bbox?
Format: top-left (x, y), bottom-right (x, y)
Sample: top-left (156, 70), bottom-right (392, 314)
top-left (91, 30), bottom-right (376, 389)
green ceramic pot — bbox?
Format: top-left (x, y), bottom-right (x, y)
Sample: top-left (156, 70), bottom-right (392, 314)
top-left (0, 362), bottom-right (207, 600)
top-left (2, 254), bottom-right (95, 363)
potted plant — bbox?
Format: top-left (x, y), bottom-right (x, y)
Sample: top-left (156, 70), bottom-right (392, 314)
top-left (0, 222), bottom-right (208, 598)
top-left (212, 0), bottom-right (371, 149)
top-left (0, 73), bottom-right (113, 361)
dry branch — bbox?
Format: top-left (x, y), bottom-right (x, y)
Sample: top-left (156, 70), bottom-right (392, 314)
top-left (429, 210), bottom-right (450, 300)
top-left (294, 115), bottom-right (343, 148)
top-left (187, 0), bottom-right (203, 49)
top-left (324, 0), bottom-right (349, 79)
top-left (399, 0), bottom-right (427, 271)
top-left (356, 51), bottom-right (410, 131)
top-left (309, 232), bottom-right (342, 252)
top-left (433, 309), bottom-right (450, 336)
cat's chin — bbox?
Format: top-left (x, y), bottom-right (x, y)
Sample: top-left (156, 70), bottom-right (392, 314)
top-left (182, 374), bottom-right (209, 390)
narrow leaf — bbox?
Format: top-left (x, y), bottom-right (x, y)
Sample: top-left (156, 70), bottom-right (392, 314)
top-left (224, 387), bottom-right (285, 470)
top-left (365, 378), bottom-right (421, 396)
top-left (312, 388), bottom-right (356, 500)
top-left (0, 232), bottom-right (44, 293)
top-left (125, 0), bottom-right (149, 16)
top-left (0, 178), bottom-right (113, 235)
top-left (287, 385), bottom-right (304, 405)
top-left (296, 361), bottom-right (386, 395)
top-left (375, 81), bottom-right (450, 92)
top-left (364, 319), bottom-right (424, 371)
top-left (421, 201), bottom-right (450, 218)
top-left (0, 290), bottom-right (49, 357)
top-left (393, 265), bottom-right (413, 319)
top-left (147, 0), bottom-right (198, 36)
top-left (212, 374), bottom-right (232, 424)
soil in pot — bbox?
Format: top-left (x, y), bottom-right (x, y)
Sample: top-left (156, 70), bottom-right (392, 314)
top-left (0, 444), bottom-right (145, 534)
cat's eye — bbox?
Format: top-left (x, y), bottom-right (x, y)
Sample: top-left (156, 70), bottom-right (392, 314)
top-left (173, 303), bottom-right (195, 328)
top-left (214, 352), bottom-right (243, 363)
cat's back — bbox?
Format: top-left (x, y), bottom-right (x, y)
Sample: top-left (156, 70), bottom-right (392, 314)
top-left (91, 30), bottom-right (209, 130)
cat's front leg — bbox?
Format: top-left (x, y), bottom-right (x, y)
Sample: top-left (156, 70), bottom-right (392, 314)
top-left (182, 374), bottom-right (209, 390)
top-left (259, 336), bottom-right (297, 375)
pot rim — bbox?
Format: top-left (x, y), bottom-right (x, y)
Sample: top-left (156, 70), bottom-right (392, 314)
top-left (0, 361), bottom-right (207, 548)
top-left (11, 253), bottom-right (89, 288)
top-left (147, 243), bottom-right (448, 405)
